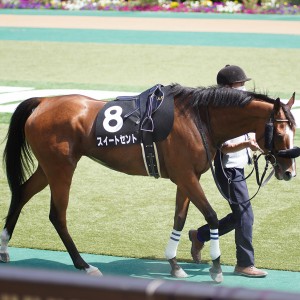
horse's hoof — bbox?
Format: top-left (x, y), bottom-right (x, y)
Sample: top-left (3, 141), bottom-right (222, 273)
top-left (86, 265), bottom-right (103, 277)
top-left (0, 251), bottom-right (10, 263)
top-left (171, 266), bottom-right (188, 278)
top-left (209, 267), bottom-right (223, 283)
top-left (88, 268), bottom-right (103, 277)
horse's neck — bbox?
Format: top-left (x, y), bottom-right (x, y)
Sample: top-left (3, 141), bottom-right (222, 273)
top-left (210, 100), bottom-right (273, 146)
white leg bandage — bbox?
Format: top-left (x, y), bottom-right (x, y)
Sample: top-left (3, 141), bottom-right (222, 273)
top-left (210, 229), bottom-right (221, 260)
top-left (165, 229), bottom-right (181, 260)
top-left (0, 229), bottom-right (10, 252)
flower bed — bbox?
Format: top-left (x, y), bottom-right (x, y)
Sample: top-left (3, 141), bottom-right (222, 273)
top-left (0, 0), bottom-right (300, 14)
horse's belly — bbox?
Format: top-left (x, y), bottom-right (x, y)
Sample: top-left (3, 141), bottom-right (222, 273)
top-left (87, 144), bottom-right (148, 176)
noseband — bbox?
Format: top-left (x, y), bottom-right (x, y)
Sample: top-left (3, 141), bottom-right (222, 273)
top-left (263, 110), bottom-right (291, 167)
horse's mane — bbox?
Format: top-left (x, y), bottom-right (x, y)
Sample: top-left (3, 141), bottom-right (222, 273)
top-left (170, 83), bottom-right (274, 107)
top-left (170, 83), bottom-right (296, 127)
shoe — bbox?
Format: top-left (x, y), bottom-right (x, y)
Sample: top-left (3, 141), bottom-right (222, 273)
top-left (188, 230), bottom-right (204, 264)
top-left (234, 265), bottom-right (268, 277)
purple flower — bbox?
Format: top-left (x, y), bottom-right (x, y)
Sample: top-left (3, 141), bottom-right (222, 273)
top-left (1, 0), bottom-right (299, 14)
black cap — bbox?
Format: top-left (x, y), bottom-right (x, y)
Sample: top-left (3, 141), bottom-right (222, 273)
top-left (217, 65), bottom-right (251, 86)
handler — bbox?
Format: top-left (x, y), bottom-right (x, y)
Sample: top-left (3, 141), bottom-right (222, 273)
top-left (189, 65), bottom-right (268, 277)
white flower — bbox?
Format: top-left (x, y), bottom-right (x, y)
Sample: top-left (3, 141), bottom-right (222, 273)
top-left (217, 1), bottom-right (242, 12)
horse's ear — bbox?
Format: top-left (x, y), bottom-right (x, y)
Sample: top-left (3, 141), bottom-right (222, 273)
top-left (286, 92), bottom-right (295, 109)
top-left (274, 97), bottom-right (281, 113)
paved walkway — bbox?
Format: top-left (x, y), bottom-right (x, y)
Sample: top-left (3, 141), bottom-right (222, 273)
top-left (0, 9), bottom-right (300, 48)
top-left (1, 14), bottom-right (300, 34)
top-left (4, 247), bottom-right (300, 295)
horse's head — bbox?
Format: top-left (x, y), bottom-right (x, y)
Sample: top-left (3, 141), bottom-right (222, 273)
top-left (262, 93), bottom-right (297, 181)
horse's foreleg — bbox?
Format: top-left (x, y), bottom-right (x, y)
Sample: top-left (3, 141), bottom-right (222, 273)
top-left (48, 166), bottom-right (102, 277)
top-left (0, 229), bottom-right (10, 263)
top-left (197, 206), bottom-right (222, 283)
top-left (1, 165), bottom-right (48, 263)
top-left (200, 207), bottom-right (223, 283)
top-left (208, 228), bottom-right (222, 283)
top-left (165, 187), bottom-right (190, 278)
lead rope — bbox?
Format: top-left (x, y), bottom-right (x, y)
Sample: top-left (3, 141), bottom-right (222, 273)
top-left (254, 153), bottom-right (275, 187)
top-left (220, 150), bottom-right (272, 205)
top-left (218, 148), bottom-right (255, 184)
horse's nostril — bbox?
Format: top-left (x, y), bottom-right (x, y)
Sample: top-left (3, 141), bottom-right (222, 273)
top-left (283, 171), bottom-right (293, 181)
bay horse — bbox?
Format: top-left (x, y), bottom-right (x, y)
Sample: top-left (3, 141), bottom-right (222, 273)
top-left (0, 84), bottom-right (296, 283)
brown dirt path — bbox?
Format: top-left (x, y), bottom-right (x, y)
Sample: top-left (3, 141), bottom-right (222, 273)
top-left (0, 14), bottom-right (300, 34)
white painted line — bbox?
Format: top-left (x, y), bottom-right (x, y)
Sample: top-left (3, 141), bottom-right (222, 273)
top-left (0, 86), bottom-right (35, 93)
top-left (0, 104), bottom-right (19, 113)
top-left (291, 109), bottom-right (300, 128)
top-left (0, 89), bottom-right (138, 104)
top-left (0, 86), bottom-right (299, 127)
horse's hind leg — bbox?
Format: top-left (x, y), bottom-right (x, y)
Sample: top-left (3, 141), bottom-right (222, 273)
top-left (165, 187), bottom-right (190, 278)
top-left (1, 165), bottom-right (48, 263)
top-left (47, 163), bottom-right (102, 276)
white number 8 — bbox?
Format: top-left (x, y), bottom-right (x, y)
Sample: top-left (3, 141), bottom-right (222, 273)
top-left (103, 106), bottom-right (123, 133)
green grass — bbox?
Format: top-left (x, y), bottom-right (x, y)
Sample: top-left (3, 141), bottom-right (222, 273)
top-left (1, 41), bottom-right (300, 98)
top-left (0, 122), bottom-right (299, 272)
top-left (0, 113), bottom-right (12, 124)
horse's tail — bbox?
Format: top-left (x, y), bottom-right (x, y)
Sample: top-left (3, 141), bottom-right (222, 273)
top-left (3, 97), bottom-right (41, 220)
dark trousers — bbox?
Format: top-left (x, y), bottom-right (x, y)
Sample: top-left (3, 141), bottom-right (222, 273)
top-left (197, 167), bottom-right (255, 267)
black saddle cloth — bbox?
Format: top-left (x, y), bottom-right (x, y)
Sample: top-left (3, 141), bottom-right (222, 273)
top-left (95, 84), bottom-right (174, 147)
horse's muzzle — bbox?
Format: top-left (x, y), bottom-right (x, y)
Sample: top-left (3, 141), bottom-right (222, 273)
top-left (283, 171), bottom-right (293, 181)
top-left (275, 170), bottom-right (293, 181)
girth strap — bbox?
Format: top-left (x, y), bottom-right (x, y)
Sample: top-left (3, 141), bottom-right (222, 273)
top-left (141, 142), bottom-right (161, 178)
top-left (140, 85), bottom-right (164, 178)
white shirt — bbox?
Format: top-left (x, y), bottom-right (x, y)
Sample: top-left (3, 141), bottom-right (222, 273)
top-left (222, 135), bottom-right (252, 169)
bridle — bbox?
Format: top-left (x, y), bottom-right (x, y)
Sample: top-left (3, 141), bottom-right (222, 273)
top-left (196, 105), bottom-right (292, 205)
top-left (262, 109), bottom-right (292, 168)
